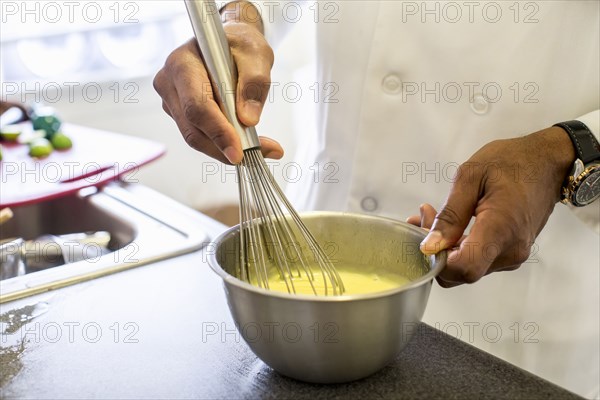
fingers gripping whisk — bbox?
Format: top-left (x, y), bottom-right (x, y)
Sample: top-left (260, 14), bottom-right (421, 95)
top-left (185, 0), bottom-right (344, 295)
top-left (237, 149), bottom-right (345, 295)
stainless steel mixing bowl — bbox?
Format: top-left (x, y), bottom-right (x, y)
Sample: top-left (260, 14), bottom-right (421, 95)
top-left (208, 212), bottom-right (446, 383)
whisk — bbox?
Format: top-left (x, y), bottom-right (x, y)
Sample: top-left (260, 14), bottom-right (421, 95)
top-left (185, 0), bottom-right (344, 295)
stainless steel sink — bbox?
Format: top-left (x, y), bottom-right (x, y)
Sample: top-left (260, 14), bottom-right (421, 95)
top-left (0, 182), bottom-right (209, 303)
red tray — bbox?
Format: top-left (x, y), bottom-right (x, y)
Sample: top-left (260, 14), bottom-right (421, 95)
top-left (0, 123), bottom-right (165, 207)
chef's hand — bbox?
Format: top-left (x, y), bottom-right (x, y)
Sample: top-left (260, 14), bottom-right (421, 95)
top-left (406, 126), bottom-right (575, 287)
top-left (153, 1), bottom-right (282, 164)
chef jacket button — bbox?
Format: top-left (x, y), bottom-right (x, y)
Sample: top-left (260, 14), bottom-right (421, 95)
top-left (382, 74), bottom-right (402, 95)
top-left (470, 94), bottom-right (489, 114)
top-left (361, 196), bottom-right (378, 212)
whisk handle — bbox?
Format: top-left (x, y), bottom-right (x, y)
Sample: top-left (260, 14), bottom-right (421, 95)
top-left (184, 0), bottom-right (261, 150)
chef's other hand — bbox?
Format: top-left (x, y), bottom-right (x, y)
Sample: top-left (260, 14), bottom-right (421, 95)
top-left (153, 1), bottom-right (282, 164)
top-left (406, 127), bottom-right (575, 287)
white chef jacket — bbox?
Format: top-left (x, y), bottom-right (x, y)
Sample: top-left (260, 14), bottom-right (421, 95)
top-left (222, 1), bottom-right (600, 397)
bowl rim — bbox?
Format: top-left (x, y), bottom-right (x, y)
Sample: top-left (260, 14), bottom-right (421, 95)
top-left (207, 211), bottom-right (447, 302)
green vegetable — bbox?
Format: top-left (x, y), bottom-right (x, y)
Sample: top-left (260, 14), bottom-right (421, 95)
top-left (0, 125), bottom-right (22, 141)
top-left (29, 138), bottom-right (53, 158)
top-left (32, 115), bottom-right (62, 138)
top-left (0, 144), bottom-right (3, 161)
top-left (50, 132), bottom-right (72, 150)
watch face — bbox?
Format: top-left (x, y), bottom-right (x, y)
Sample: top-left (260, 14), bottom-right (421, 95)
top-left (575, 169), bottom-right (600, 206)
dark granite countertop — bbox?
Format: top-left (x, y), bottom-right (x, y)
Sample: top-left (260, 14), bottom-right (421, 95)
top-left (0, 206), bottom-right (581, 399)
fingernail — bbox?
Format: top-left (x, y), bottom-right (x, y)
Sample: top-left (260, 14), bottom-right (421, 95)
top-left (243, 101), bottom-right (261, 126)
top-left (420, 230), bottom-right (447, 255)
top-left (264, 149), bottom-right (283, 159)
top-left (224, 146), bottom-right (241, 164)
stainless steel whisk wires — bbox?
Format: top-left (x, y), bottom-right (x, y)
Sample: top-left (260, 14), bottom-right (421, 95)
top-left (237, 150), bottom-right (345, 295)
top-left (185, 0), bottom-right (345, 295)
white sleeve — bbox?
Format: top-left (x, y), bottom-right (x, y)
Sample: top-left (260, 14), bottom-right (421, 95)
top-left (219, 0), bottom-right (306, 48)
top-left (576, 110), bottom-right (600, 138)
top-left (569, 109), bottom-right (600, 234)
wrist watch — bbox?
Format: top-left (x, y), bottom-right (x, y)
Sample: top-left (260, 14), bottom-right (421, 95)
top-left (554, 120), bottom-right (600, 207)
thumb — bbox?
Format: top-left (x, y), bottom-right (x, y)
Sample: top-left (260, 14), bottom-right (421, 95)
top-left (420, 166), bottom-right (480, 255)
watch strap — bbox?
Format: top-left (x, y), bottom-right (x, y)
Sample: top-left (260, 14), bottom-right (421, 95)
top-left (553, 120), bottom-right (600, 164)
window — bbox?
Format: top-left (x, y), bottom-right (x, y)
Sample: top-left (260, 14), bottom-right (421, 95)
top-left (1, 1), bottom-right (192, 86)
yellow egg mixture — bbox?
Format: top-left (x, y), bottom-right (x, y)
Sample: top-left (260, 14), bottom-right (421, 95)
top-left (262, 268), bottom-right (411, 295)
